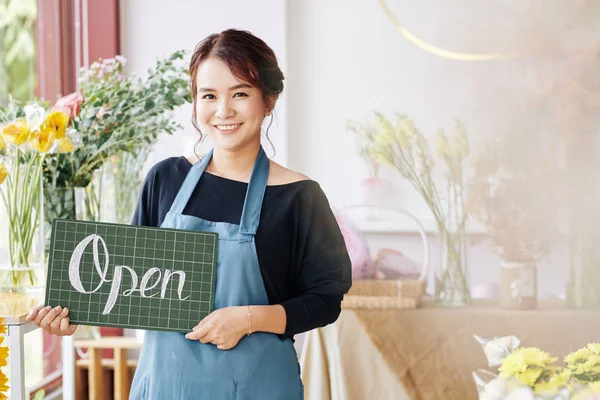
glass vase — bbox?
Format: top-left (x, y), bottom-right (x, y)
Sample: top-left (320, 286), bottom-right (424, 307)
top-left (435, 228), bottom-right (471, 306)
top-left (111, 151), bottom-right (146, 224)
top-left (566, 233), bottom-right (600, 309)
top-left (43, 185), bottom-right (76, 252)
top-left (0, 163), bottom-right (46, 294)
top-left (76, 162), bottom-right (117, 223)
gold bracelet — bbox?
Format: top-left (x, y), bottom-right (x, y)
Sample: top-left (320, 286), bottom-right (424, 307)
top-left (247, 305), bottom-right (252, 336)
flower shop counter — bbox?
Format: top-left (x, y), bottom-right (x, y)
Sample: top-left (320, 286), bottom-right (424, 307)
top-left (299, 297), bottom-right (600, 400)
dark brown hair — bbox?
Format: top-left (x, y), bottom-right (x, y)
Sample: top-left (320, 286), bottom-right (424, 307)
top-left (189, 29), bottom-right (284, 156)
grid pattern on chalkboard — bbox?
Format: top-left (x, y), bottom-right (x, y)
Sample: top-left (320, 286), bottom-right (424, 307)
top-left (45, 219), bottom-right (218, 333)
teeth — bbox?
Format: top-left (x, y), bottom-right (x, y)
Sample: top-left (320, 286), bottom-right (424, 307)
top-left (216, 124), bottom-right (240, 131)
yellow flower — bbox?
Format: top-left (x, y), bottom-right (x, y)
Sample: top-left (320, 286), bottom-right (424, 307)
top-left (0, 162), bottom-right (7, 185)
top-left (0, 133), bottom-right (5, 151)
top-left (0, 372), bottom-right (7, 400)
top-left (566, 347), bottom-right (591, 365)
top-left (534, 370), bottom-right (570, 395)
top-left (0, 317), bottom-right (5, 334)
top-left (500, 347), bottom-right (557, 375)
top-left (57, 137), bottom-right (75, 153)
top-left (41, 111), bottom-right (69, 140)
top-left (435, 131), bottom-right (449, 159)
top-left (587, 343), bottom-right (600, 354)
top-left (1, 118), bottom-right (31, 145)
top-left (393, 114), bottom-right (412, 148)
top-left (31, 125), bottom-right (56, 153)
top-left (450, 120), bottom-right (470, 159)
top-left (515, 367), bottom-right (543, 386)
top-left (0, 347), bottom-right (7, 367)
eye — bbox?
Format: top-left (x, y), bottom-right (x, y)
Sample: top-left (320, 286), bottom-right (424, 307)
top-left (201, 94), bottom-right (216, 100)
top-left (233, 92), bottom-right (248, 98)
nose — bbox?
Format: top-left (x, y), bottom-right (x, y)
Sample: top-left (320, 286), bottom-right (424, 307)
top-left (216, 99), bottom-right (235, 120)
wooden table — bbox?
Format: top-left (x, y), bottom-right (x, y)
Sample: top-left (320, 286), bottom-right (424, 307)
top-left (300, 297), bottom-right (600, 400)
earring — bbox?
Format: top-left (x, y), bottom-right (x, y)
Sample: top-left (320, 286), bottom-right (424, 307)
top-left (265, 111), bottom-right (271, 116)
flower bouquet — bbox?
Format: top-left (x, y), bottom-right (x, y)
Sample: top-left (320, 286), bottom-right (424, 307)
top-left (473, 334), bottom-right (600, 399)
top-left (468, 129), bottom-right (560, 308)
top-left (468, 129), bottom-right (559, 264)
top-left (347, 113), bottom-right (472, 305)
top-left (42, 51), bottom-right (191, 232)
top-left (0, 97), bottom-right (79, 292)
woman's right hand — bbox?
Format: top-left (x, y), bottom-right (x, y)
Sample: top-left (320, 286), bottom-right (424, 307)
top-left (26, 305), bottom-right (78, 336)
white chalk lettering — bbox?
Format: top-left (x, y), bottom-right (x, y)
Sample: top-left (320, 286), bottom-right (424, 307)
top-left (67, 234), bottom-right (190, 315)
top-left (140, 267), bottom-right (161, 298)
top-left (69, 234), bottom-right (111, 293)
top-left (161, 270), bottom-right (190, 301)
top-left (103, 265), bottom-right (138, 315)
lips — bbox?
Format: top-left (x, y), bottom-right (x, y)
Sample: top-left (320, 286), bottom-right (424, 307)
top-left (214, 123), bottom-right (242, 133)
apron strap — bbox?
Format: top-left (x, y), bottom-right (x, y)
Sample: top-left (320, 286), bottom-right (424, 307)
top-left (239, 146), bottom-right (269, 236)
top-left (169, 148), bottom-right (214, 215)
top-left (168, 146), bottom-right (269, 236)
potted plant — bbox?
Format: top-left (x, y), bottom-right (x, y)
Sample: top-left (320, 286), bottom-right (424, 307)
top-left (468, 129), bottom-right (559, 309)
top-left (42, 51), bottom-right (191, 235)
top-left (347, 113), bottom-right (472, 306)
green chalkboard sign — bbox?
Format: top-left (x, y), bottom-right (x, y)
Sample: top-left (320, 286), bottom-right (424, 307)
top-left (44, 219), bottom-right (218, 332)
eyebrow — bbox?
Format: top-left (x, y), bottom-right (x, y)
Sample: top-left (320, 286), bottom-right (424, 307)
top-left (198, 84), bottom-right (252, 93)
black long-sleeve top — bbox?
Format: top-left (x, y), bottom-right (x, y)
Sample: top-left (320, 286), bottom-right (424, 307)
top-left (131, 156), bottom-right (352, 339)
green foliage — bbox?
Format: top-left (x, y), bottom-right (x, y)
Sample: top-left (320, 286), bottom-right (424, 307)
top-left (0, 0), bottom-right (37, 104)
top-left (44, 50), bottom-right (192, 189)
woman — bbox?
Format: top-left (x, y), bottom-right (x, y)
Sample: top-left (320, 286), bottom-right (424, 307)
top-left (27, 29), bottom-right (352, 399)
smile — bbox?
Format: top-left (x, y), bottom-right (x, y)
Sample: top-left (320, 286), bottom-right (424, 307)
top-left (214, 123), bottom-right (242, 132)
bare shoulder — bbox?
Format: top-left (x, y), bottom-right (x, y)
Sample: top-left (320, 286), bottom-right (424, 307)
top-left (268, 160), bottom-right (311, 185)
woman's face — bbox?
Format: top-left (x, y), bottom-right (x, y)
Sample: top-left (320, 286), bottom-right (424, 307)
top-left (195, 57), bottom-right (269, 153)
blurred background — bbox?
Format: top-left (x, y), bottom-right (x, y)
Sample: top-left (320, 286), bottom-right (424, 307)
top-left (1, 0), bottom-right (600, 399)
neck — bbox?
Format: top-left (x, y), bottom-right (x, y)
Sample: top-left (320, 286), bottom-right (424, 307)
top-left (208, 142), bottom-right (261, 182)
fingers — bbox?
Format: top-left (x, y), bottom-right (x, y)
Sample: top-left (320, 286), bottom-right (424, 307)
top-left (40, 306), bottom-right (64, 332)
top-left (27, 305), bottom-right (79, 337)
top-left (185, 322), bottom-right (211, 342)
top-left (192, 317), bottom-right (208, 332)
top-left (33, 305), bottom-right (53, 327)
top-left (60, 316), bottom-right (78, 336)
top-left (50, 308), bottom-right (69, 335)
top-left (26, 304), bottom-right (44, 322)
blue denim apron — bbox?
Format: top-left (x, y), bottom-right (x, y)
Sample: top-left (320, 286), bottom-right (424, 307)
top-left (129, 147), bottom-right (304, 399)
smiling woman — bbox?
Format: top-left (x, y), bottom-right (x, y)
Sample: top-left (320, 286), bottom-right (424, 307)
top-left (189, 29), bottom-right (284, 158)
top-left (26, 28), bottom-right (352, 400)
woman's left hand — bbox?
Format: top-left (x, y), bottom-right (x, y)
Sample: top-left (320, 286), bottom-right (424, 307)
top-left (185, 306), bottom-right (248, 350)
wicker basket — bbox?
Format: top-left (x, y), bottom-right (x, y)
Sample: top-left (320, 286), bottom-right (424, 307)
top-left (342, 295), bottom-right (419, 309)
top-left (342, 279), bottom-right (426, 309)
top-left (347, 279), bottom-right (426, 298)
top-left (339, 205), bottom-right (430, 310)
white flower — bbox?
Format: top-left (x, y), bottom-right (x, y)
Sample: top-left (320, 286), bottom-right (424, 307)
top-left (479, 378), bottom-right (508, 400)
top-left (474, 335), bottom-right (521, 367)
top-left (23, 103), bottom-right (46, 132)
top-left (504, 387), bottom-right (535, 400)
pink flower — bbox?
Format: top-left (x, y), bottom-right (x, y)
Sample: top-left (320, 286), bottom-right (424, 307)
top-left (54, 92), bottom-right (85, 119)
